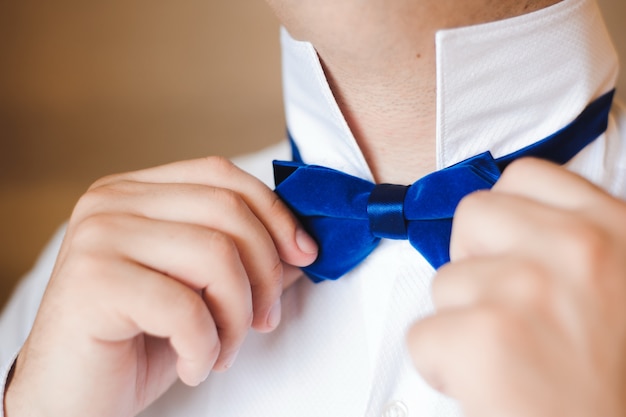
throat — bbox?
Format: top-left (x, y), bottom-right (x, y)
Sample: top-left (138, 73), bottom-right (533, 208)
top-left (357, 132), bottom-right (437, 185)
top-left (335, 77), bottom-right (437, 184)
top-left (321, 58), bottom-right (438, 184)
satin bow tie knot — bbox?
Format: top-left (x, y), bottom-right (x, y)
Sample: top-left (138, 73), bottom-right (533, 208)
top-left (367, 151), bottom-right (503, 241)
top-left (274, 89), bottom-right (615, 283)
top-left (367, 183), bottom-right (409, 240)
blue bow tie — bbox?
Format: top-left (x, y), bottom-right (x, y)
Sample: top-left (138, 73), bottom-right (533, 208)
top-left (274, 90), bottom-right (615, 282)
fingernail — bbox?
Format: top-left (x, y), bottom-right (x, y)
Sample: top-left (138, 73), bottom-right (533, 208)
top-left (296, 227), bottom-right (318, 255)
top-left (266, 299), bottom-right (282, 330)
top-left (222, 349), bottom-right (240, 371)
top-left (195, 368), bottom-right (211, 386)
top-left (201, 370), bottom-right (211, 383)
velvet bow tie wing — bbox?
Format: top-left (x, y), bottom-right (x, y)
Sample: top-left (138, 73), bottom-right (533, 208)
top-left (273, 152), bottom-right (502, 282)
top-left (403, 152), bottom-right (501, 269)
top-left (274, 161), bottom-right (379, 282)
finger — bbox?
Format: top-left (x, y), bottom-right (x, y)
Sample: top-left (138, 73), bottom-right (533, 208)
top-left (407, 308), bottom-right (489, 405)
top-left (433, 256), bottom-right (550, 312)
top-left (89, 156), bottom-right (318, 267)
top-left (451, 190), bottom-right (563, 261)
top-left (72, 213), bottom-right (252, 370)
top-left (494, 158), bottom-right (608, 210)
top-left (407, 306), bottom-right (526, 416)
top-left (82, 259), bottom-right (221, 387)
top-left (75, 182), bottom-right (293, 331)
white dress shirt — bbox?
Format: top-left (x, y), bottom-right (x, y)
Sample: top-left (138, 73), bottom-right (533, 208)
top-left (1, 0), bottom-right (625, 416)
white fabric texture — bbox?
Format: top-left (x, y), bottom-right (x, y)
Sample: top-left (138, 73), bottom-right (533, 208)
top-left (1, 0), bottom-right (625, 416)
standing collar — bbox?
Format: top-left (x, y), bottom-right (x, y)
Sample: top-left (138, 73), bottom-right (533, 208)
top-left (281, 0), bottom-right (619, 181)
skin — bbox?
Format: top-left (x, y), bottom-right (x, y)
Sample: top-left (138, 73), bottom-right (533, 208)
top-left (265, 0), bottom-right (561, 183)
top-left (5, 157), bottom-right (318, 416)
top-left (408, 158), bottom-right (626, 417)
top-left (6, 0), bottom-right (626, 416)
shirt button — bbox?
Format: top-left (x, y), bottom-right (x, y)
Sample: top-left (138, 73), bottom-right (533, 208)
top-left (382, 400), bottom-right (409, 417)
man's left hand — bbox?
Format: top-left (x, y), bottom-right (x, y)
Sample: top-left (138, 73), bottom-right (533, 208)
top-left (408, 158), bottom-right (626, 417)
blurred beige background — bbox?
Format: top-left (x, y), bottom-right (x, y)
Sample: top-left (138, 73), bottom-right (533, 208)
top-left (0, 1), bottom-right (284, 308)
top-left (0, 0), bottom-right (625, 309)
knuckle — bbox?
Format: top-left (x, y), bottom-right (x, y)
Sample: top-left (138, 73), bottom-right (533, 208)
top-left (508, 260), bottom-right (551, 301)
top-left (267, 258), bottom-right (285, 288)
top-left (171, 289), bottom-right (209, 327)
top-left (202, 155), bottom-right (237, 176)
top-left (560, 220), bottom-right (609, 280)
top-left (266, 191), bottom-right (290, 218)
top-left (263, 193), bottom-right (299, 238)
top-left (210, 187), bottom-right (247, 214)
top-left (455, 190), bottom-right (490, 218)
top-left (470, 306), bottom-right (519, 350)
top-left (87, 172), bottom-right (126, 191)
top-left (186, 293), bottom-right (211, 322)
top-left (72, 189), bottom-right (104, 218)
top-left (500, 158), bottom-right (542, 182)
top-left (205, 230), bottom-right (240, 264)
top-left (499, 159), bottom-right (524, 181)
top-left (73, 181), bottom-right (132, 218)
top-left (72, 212), bottom-right (119, 247)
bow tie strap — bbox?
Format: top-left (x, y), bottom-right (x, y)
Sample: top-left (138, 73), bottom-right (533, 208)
top-left (275, 89), bottom-right (615, 282)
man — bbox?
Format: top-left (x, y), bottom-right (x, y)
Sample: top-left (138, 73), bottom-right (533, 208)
top-left (3, 0), bottom-right (626, 416)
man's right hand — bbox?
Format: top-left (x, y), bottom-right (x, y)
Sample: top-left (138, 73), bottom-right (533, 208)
top-left (4, 156), bottom-right (318, 417)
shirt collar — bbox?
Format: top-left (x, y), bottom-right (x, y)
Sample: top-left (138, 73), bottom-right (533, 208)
top-left (281, 0), bottom-right (619, 181)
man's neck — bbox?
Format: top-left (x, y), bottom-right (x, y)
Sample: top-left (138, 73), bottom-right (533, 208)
top-left (319, 46), bottom-right (437, 184)
top-left (305, 0), bottom-right (562, 183)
